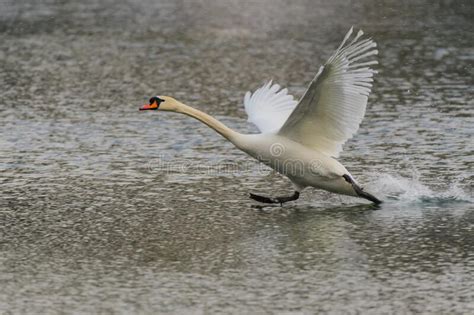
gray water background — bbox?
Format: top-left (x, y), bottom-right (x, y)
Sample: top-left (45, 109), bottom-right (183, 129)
top-left (0, 0), bottom-right (473, 313)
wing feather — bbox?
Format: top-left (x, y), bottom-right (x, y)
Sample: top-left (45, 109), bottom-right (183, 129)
top-left (243, 81), bottom-right (298, 133)
top-left (278, 27), bottom-right (378, 157)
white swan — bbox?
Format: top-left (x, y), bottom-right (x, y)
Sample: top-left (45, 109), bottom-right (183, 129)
top-left (140, 27), bottom-right (381, 205)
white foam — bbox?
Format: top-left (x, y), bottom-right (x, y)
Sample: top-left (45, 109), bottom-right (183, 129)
top-left (366, 173), bottom-right (473, 204)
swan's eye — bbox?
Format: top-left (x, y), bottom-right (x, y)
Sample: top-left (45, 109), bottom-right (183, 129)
top-left (149, 97), bottom-right (165, 105)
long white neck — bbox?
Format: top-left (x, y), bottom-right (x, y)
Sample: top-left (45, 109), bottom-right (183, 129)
top-left (176, 103), bottom-right (244, 147)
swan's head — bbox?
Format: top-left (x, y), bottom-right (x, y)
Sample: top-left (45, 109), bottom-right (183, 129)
top-left (139, 96), bottom-right (181, 112)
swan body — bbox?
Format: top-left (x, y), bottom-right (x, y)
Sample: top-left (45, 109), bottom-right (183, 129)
top-left (140, 27), bottom-right (382, 204)
top-left (235, 133), bottom-right (357, 197)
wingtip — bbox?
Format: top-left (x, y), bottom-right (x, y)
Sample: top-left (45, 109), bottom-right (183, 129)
top-left (244, 90), bottom-right (251, 100)
top-left (345, 26), bottom-right (354, 39)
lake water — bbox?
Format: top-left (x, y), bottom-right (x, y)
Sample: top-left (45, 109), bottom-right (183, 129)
top-left (1, 0), bottom-right (473, 313)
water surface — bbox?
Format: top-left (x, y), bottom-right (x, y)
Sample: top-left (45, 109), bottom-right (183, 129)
top-left (1, 0), bottom-right (473, 313)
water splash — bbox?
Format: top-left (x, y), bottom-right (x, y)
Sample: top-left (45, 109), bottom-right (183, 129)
top-left (368, 173), bottom-right (473, 204)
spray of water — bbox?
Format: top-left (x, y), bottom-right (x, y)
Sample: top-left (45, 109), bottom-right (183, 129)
top-left (366, 172), bottom-right (472, 204)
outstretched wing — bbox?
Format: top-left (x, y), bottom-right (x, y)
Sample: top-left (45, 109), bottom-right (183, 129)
top-left (243, 81), bottom-right (298, 133)
top-left (278, 27), bottom-right (378, 158)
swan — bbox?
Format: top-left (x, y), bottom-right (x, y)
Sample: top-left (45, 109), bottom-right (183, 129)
top-left (139, 27), bottom-right (382, 205)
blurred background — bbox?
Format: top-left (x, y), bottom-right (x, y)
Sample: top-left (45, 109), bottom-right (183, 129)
top-left (1, 0), bottom-right (473, 313)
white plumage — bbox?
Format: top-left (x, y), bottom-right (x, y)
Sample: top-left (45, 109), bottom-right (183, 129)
top-left (245, 27), bottom-right (378, 158)
top-left (243, 81), bottom-right (297, 133)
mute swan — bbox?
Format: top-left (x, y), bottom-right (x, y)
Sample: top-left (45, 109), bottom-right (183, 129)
top-left (140, 27), bottom-right (382, 205)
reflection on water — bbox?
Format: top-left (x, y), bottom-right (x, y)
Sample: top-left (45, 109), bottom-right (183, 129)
top-left (1, 0), bottom-right (473, 313)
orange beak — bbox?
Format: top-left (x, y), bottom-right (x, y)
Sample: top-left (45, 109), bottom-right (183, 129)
top-left (139, 100), bottom-right (159, 111)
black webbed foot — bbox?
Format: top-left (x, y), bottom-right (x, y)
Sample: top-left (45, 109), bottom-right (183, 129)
top-left (249, 191), bottom-right (300, 206)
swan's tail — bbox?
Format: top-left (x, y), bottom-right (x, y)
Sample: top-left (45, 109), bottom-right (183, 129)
top-left (343, 174), bottom-right (382, 204)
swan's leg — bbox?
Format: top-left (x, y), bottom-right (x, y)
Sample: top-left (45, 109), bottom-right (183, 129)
top-left (249, 191), bottom-right (300, 205)
top-left (342, 174), bottom-right (382, 204)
